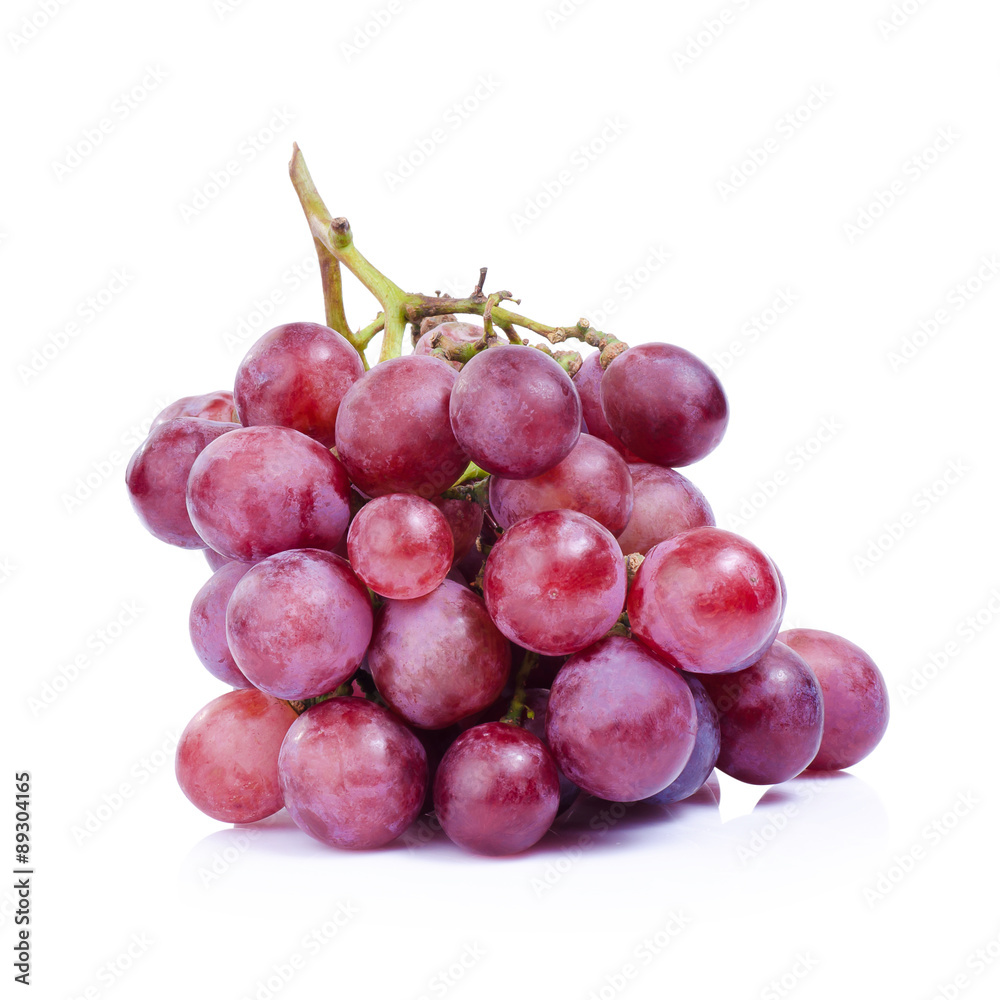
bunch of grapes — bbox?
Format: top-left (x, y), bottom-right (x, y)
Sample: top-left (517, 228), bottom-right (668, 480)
top-left (125, 148), bottom-right (889, 856)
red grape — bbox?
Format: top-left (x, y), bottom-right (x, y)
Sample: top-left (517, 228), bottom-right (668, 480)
top-left (412, 321), bottom-right (483, 369)
top-left (186, 425), bottom-right (351, 561)
top-left (347, 494), bottom-right (453, 599)
top-left (483, 509), bottom-right (626, 656)
top-left (204, 548), bottom-right (239, 573)
top-left (226, 549), bottom-right (373, 700)
top-left (700, 641), bottom-right (824, 785)
top-left (628, 526), bottom-right (783, 674)
top-left (175, 689), bottom-right (297, 823)
top-left (521, 688), bottom-right (580, 813)
top-left (126, 416), bottom-right (240, 548)
top-left (545, 636), bottom-right (697, 801)
top-left (368, 580), bottom-right (510, 729)
top-left (279, 698), bottom-right (428, 849)
top-left (489, 433), bottom-right (634, 536)
top-left (433, 722), bottom-right (560, 855)
top-left (601, 343), bottom-right (728, 467)
top-left (188, 561), bottom-right (254, 688)
top-left (432, 497), bottom-right (484, 564)
top-left (779, 628), bottom-right (889, 771)
top-left (335, 355), bottom-right (468, 497)
top-left (572, 351), bottom-right (640, 460)
top-left (152, 390), bottom-right (237, 429)
top-left (616, 464), bottom-right (715, 556)
top-left (234, 322), bottom-right (364, 447)
top-left (449, 345), bottom-right (582, 479)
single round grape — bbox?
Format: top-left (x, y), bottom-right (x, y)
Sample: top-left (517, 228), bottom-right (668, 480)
top-left (279, 698), bottom-right (428, 849)
top-left (449, 345), bottom-right (582, 479)
top-left (644, 674), bottom-right (721, 804)
top-left (601, 343), bottom-right (728, 467)
top-left (616, 464), bottom-right (715, 556)
top-left (335, 355), bottom-right (469, 497)
top-left (175, 689), bottom-right (297, 823)
top-left (700, 641), bottom-right (824, 785)
top-left (347, 494), bottom-right (453, 599)
top-left (483, 509), bottom-right (626, 656)
top-left (573, 351), bottom-right (640, 460)
top-left (186, 425), bottom-right (351, 561)
top-left (189, 561), bottom-right (254, 687)
top-left (779, 628), bottom-right (889, 771)
top-left (628, 526), bottom-right (783, 674)
top-left (521, 689), bottom-right (580, 814)
top-left (489, 433), bottom-right (634, 536)
top-left (433, 722), bottom-right (560, 855)
top-left (432, 497), bottom-right (484, 564)
top-left (234, 322), bottom-right (364, 447)
top-left (226, 549), bottom-right (372, 700)
top-left (126, 417), bottom-right (240, 548)
top-left (412, 321), bottom-right (484, 370)
top-left (546, 636), bottom-right (697, 801)
top-left (152, 390), bottom-right (237, 429)
top-left (204, 548), bottom-right (235, 573)
top-left (368, 580), bottom-right (510, 729)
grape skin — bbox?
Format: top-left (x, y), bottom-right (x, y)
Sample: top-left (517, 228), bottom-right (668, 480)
top-left (521, 689), bottom-right (580, 814)
top-left (412, 321), bottom-right (484, 370)
top-left (433, 722), bottom-right (561, 855)
top-left (545, 636), bottom-right (697, 802)
top-left (152, 390), bottom-right (237, 429)
top-left (226, 549), bottom-right (373, 700)
top-left (279, 697), bottom-right (428, 850)
top-left (188, 561), bottom-right (254, 688)
top-left (450, 345), bottom-right (582, 479)
top-left (368, 580), bottom-right (510, 729)
top-left (572, 351), bottom-right (640, 460)
top-left (432, 497), bottom-right (484, 565)
top-left (126, 417), bottom-right (240, 549)
top-left (186, 425), bottom-right (352, 561)
top-left (175, 689), bottom-right (297, 824)
top-left (616, 464), bottom-right (715, 556)
top-left (489, 433), bottom-right (634, 536)
top-left (779, 628), bottom-right (889, 771)
top-left (483, 509), bottom-right (627, 656)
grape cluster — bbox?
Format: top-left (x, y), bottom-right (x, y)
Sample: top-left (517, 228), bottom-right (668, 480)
top-left (128, 273), bottom-right (888, 859)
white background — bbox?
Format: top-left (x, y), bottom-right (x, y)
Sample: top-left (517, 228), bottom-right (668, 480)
top-left (4, 1), bottom-right (1000, 997)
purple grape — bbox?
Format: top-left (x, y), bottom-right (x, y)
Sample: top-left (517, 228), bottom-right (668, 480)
top-left (628, 527), bottom-right (783, 674)
top-left (483, 509), bottom-right (626, 656)
top-left (489, 433), bottom-right (634, 536)
top-left (188, 561), bottom-right (254, 687)
top-left (335, 355), bottom-right (469, 497)
top-left (151, 390), bottom-right (237, 429)
top-left (347, 494), bottom-right (453, 600)
top-left (175, 689), bottom-right (297, 823)
top-left (432, 497), bottom-right (484, 564)
top-left (203, 548), bottom-right (238, 573)
top-left (644, 674), bottom-right (720, 804)
top-left (700, 641), bottom-right (824, 785)
top-left (616, 464), bottom-right (715, 556)
top-left (521, 689), bottom-right (580, 813)
top-left (600, 343), bottom-right (728, 467)
top-left (545, 636), bottom-right (697, 801)
top-left (573, 351), bottom-right (641, 460)
top-left (433, 722), bottom-right (560, 855)
top-left (234, 322), bottom-right (364, 447)
top-left (412, 321), bottom-right (484, 369)
top-left (368, 580), bottom-right (510, 729)
top-left (279, 698), bottom-right (428, 849)
top-left (226, 549), bottom-right (373, 700)
top-left (449, 345), bottom-right (582, 479)
top-left (186, 425), bottom-right (352, 561)
top-left (126, 416), bottom-right (240, 548)
top-left (779, 628), bottom-right (889, 771)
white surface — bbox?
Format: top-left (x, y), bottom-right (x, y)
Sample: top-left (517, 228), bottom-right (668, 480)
top-left (4, 1), bottom-right (999, 997)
